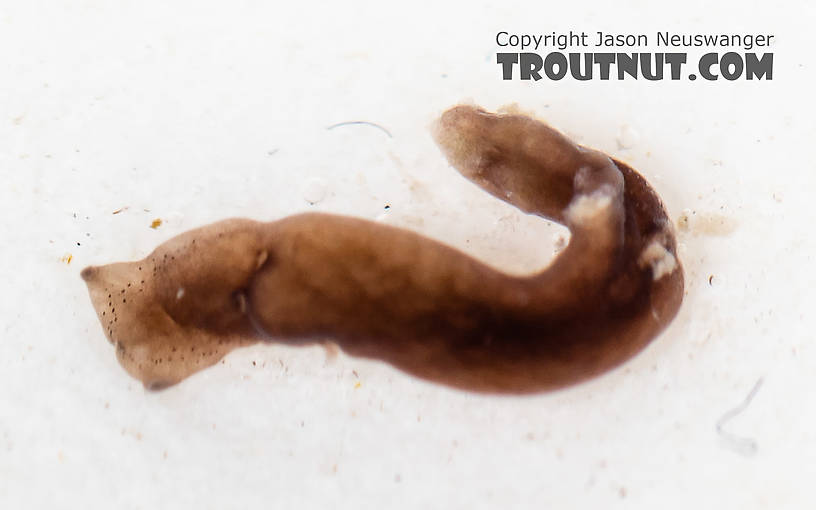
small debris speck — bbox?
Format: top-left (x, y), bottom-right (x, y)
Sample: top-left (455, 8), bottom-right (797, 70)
top-left (302, 178), bottom-right (328, 205)
top-left (150, 219), bottom-right (162, 229)
top-left (616, 125), bottom-right (639, 150)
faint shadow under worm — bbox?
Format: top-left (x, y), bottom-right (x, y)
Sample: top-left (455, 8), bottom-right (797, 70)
top-left (80, 105), bottom-right (684, 392)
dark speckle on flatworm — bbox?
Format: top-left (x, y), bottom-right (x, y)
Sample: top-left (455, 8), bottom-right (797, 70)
top-left (80, 105), bottom-right (683, 393)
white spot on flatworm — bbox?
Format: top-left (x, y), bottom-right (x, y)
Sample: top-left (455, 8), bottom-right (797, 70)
top-left (564, 187), bottom-right (613, 225)
top-left (176, 288), bottom-right (185, 300)
top-left (256, 251), bottom-right (268, 269)
top-left (236, 292), bottom-right (247, 314)
top-left (638, 241), bottom-right (677, 280)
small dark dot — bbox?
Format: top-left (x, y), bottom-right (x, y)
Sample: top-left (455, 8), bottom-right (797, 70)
top-left (384, 205), bottom-right (391, 210)
top-left (122, 299), bottom-right (126, 303)
top-left (76, 242), bottom-right (81, 246)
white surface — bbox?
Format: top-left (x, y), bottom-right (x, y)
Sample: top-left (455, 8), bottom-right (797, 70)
top-left (1, 1), bottom-right (814, 508)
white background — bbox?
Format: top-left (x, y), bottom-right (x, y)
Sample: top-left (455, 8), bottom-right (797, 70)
top-left (1, 1), bottom-right (813, 508)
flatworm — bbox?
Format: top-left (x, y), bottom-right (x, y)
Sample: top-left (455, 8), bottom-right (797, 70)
top-left (81, 105), bottom-right (683, 392)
